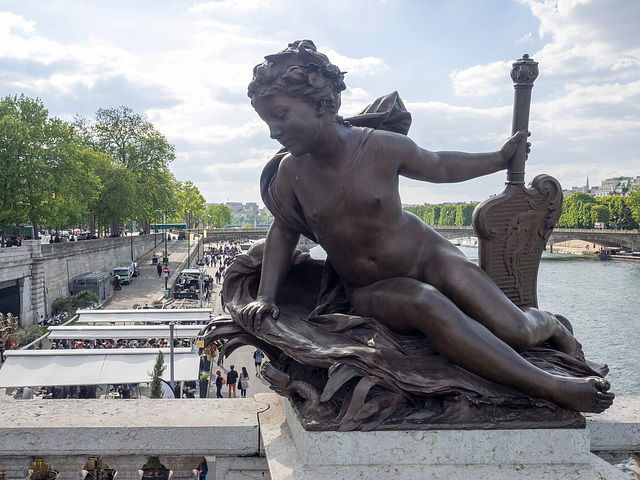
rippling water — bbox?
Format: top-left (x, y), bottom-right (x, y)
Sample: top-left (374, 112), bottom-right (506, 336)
top-left (460, 246), bottom-right (639, 396)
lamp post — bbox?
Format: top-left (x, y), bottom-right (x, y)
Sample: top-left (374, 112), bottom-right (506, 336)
top-left (156, 209), bottom-right (176, 297)
top-left (187, 210), bottom-right (192, 268)
top-left (130, 220), bottom-right (134, 262)
top-left (169, 322), bottom-right (175, 392)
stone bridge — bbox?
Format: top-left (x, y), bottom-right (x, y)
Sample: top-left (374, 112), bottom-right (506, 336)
top-left (203, 226), bottom-right (640, 251)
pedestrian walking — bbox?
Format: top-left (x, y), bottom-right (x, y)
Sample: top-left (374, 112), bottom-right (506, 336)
top-left (226, 364), bottom-right (238, 398)
top-left (157, 262), bottom-right (162, 277)
top-left (215, 369), bottom-right (225, 398)
top-left (253, 349), bottom-right (264, 377)
top-left (239, 367), bottom-right (249, 398)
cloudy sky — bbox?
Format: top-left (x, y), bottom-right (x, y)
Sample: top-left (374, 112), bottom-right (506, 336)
top-left (1, 0), bottom-right (639, 207)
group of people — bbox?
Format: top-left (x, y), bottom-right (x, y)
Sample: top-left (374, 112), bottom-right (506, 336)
top-left (22, 384), bottom-right (103, 399)
top-left (49, 337), bottom-right (194, 350)
top-left (210, 349), bottom-right (264, 399)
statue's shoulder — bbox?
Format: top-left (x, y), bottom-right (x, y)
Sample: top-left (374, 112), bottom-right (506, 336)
top-left (358, 126), bottom-right (417, 157)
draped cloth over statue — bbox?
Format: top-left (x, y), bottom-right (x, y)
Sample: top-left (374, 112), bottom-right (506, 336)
top-left (201, 93), bottom-right (608, 431)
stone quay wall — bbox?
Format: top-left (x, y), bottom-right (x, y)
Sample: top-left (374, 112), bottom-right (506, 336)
top-left (0, 234), bottom-right (159, 326)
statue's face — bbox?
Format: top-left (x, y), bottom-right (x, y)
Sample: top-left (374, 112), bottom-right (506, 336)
top-left (252, 93), bottom-right (324, 157)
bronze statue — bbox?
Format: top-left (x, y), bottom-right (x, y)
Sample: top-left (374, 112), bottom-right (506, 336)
top-left (201, 40), bottom-right (613, 430)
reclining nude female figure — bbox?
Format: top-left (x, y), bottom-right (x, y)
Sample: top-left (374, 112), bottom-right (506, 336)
top-left (240, 40), bottom-right (613, 414)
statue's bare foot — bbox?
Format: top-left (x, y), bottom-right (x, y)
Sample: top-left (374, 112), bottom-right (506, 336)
top-left (551, 377), bottom-right (614, 413)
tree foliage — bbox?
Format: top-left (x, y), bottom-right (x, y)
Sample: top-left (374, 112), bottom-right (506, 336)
top-left (74, 105), bottom-right (177, 234)
top-left (629, 188), bottom-right (640, 225)
top-left (205, 204), bottom-right (232, 228)
top-left (558, 193), bottom-right (636, 229)
top-left (71, 290), bottom-right (100, 309)
top-left (1, 96), bottom-right (184, 237)
top-left (0, 95), bottom-right (100, 237)
top-left (404, 203), bottom-right (477, 226)
top-left (149, 351), bottom-right (166, 399)
top-left (174, 180), bottom-right (206, 227)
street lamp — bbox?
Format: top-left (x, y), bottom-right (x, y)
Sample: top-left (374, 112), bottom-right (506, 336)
top-left (156, 209), bottom-right (176, 297)
top-left (130, 220), bottom-right (134, 262)
top-left (197, 217), bottom-right (201, 264)
top-left (187, 209), bottom-right (192, 268)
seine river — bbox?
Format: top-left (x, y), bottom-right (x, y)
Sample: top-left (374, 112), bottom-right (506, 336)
top-left (460, 246), bottom-right (639, 396)
top-left (310, 245), bottom-right (639, 396)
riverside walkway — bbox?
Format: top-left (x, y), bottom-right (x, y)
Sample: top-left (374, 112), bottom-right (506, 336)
top-left (96, 235), bottom-right (274, 399)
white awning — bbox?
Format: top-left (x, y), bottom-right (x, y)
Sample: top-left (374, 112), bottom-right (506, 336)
top-left (47, 325), bottom-right (203, 340)
top-left (0, 348), bottom-right (199, 388)
top-left (75, 308), bottom-right (212, 324)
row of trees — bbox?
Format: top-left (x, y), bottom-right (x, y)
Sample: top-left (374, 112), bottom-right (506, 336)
top-left (0, 94), bottom-right (231, 239)
top-left (404, 203), bottom-right (478, 227)
top-left (557, 192), bottom-right (640, 229)
top-left (404, 191), bottom-right (640, 230)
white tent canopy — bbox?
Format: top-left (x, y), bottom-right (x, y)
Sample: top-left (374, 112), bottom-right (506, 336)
top-left (47, 325), bottom-right (203, 340)
top-left (75, 308), bottom-right (212, 324)
top-left (0, 348), bottom-right (199, 388)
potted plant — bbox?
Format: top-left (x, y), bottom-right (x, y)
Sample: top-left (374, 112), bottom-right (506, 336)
top-left (140, 456), bottom-right (170, 480)
top-left (29, 458), bottom-right (59, 480)
top-left (199, 373), bottom-right (209, 398)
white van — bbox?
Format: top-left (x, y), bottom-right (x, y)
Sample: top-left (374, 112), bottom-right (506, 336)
top-left (113, 261), bottom-right (135, 285)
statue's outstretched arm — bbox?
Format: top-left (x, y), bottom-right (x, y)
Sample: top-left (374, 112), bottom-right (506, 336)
top-left (399, 130), bottom-right (528, 184)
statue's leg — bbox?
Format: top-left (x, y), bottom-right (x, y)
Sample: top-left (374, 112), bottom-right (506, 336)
top-left (349, 278), bottom-right (613, 413)
top-left (422, 243), bottom-right (577, 355)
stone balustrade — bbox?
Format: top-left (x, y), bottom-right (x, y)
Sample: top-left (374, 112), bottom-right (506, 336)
top-left (0, 394), bottom-right (638, 479)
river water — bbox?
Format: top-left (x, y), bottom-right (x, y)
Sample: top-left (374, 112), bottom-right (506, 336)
top-left (458, 247), bottom-right (639, 396)
top-left (310, 245), bottom-right (639, 396)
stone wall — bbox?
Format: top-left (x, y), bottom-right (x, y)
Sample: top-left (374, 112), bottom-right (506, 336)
top-left (0, 234), bottom-right (159, 326)
top-left (0, 394), bottom-right (637, 480)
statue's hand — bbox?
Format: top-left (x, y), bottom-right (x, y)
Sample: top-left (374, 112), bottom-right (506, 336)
top-left (239, 297), bottom-right (280, 332)
top-left (500, 130), bottom-right (531, 168)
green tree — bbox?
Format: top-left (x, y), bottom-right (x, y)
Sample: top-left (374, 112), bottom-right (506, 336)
top-left (88, 156), bottom-right (136, 237)
top-left (17, 324), bottom-right (47, 346)
top-left (71, 290), bottom-right (100, 309)
top-left (51, 297), bottom-right (72, 314)
top-left (627, 187), bottom-right (640, 226)
top-left (0, 95), bottom-right (53, 238)
top-left (558, 192), bottom-right (597, 228)
top-left (591, 205), bottom-right (610, 226)
top-left (205, 203), bottom-right (233, 228)
top-left (174, 181), bottom-right (206, 226)
top-left (149, 351), bottom-right (166, 399)
top-left (439, 205), bottom-right (457, 226)
top-left (74, 106), bottom-right (176, 233)
top-left (602, 196), bottom-right (636, 229)
top-left (455, 204), bottom-right (477, 226)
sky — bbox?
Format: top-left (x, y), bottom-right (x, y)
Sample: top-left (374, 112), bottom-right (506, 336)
top-left (1, 0), bottom-right (639, 207)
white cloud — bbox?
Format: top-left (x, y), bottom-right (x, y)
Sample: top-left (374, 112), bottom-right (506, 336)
top-left (517, 32), bottom-right (533, 44)
top-left (450, 61), bottom-right (512, 97)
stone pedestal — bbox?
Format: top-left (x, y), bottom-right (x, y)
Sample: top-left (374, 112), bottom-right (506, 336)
top-left (256, 394), bottom-right (627, 479)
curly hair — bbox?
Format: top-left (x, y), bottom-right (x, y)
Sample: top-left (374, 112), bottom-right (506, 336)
top-left (248, 40), bottom-right (347, 114)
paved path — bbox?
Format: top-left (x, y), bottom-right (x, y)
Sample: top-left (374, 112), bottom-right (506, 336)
top-left (103, 238), bottom-right (274, 399)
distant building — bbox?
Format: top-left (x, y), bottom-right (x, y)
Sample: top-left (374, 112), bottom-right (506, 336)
top-left (564, 175), bottom-right (639, 197)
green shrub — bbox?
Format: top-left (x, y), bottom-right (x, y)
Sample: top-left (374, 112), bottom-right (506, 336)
top-left (17, 324), bottom-right (47, 346)
top-left (51, 296), bottom-right (72, 314)
top-left (71, 290), bottom-right (100, 310)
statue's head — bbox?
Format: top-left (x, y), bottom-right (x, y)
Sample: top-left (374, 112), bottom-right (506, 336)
top-left (248, 40), bottom-right (347, 114)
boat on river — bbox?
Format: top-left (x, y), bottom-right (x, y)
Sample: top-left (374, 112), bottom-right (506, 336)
top-left (597, 248), bottom-right (640, 261)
